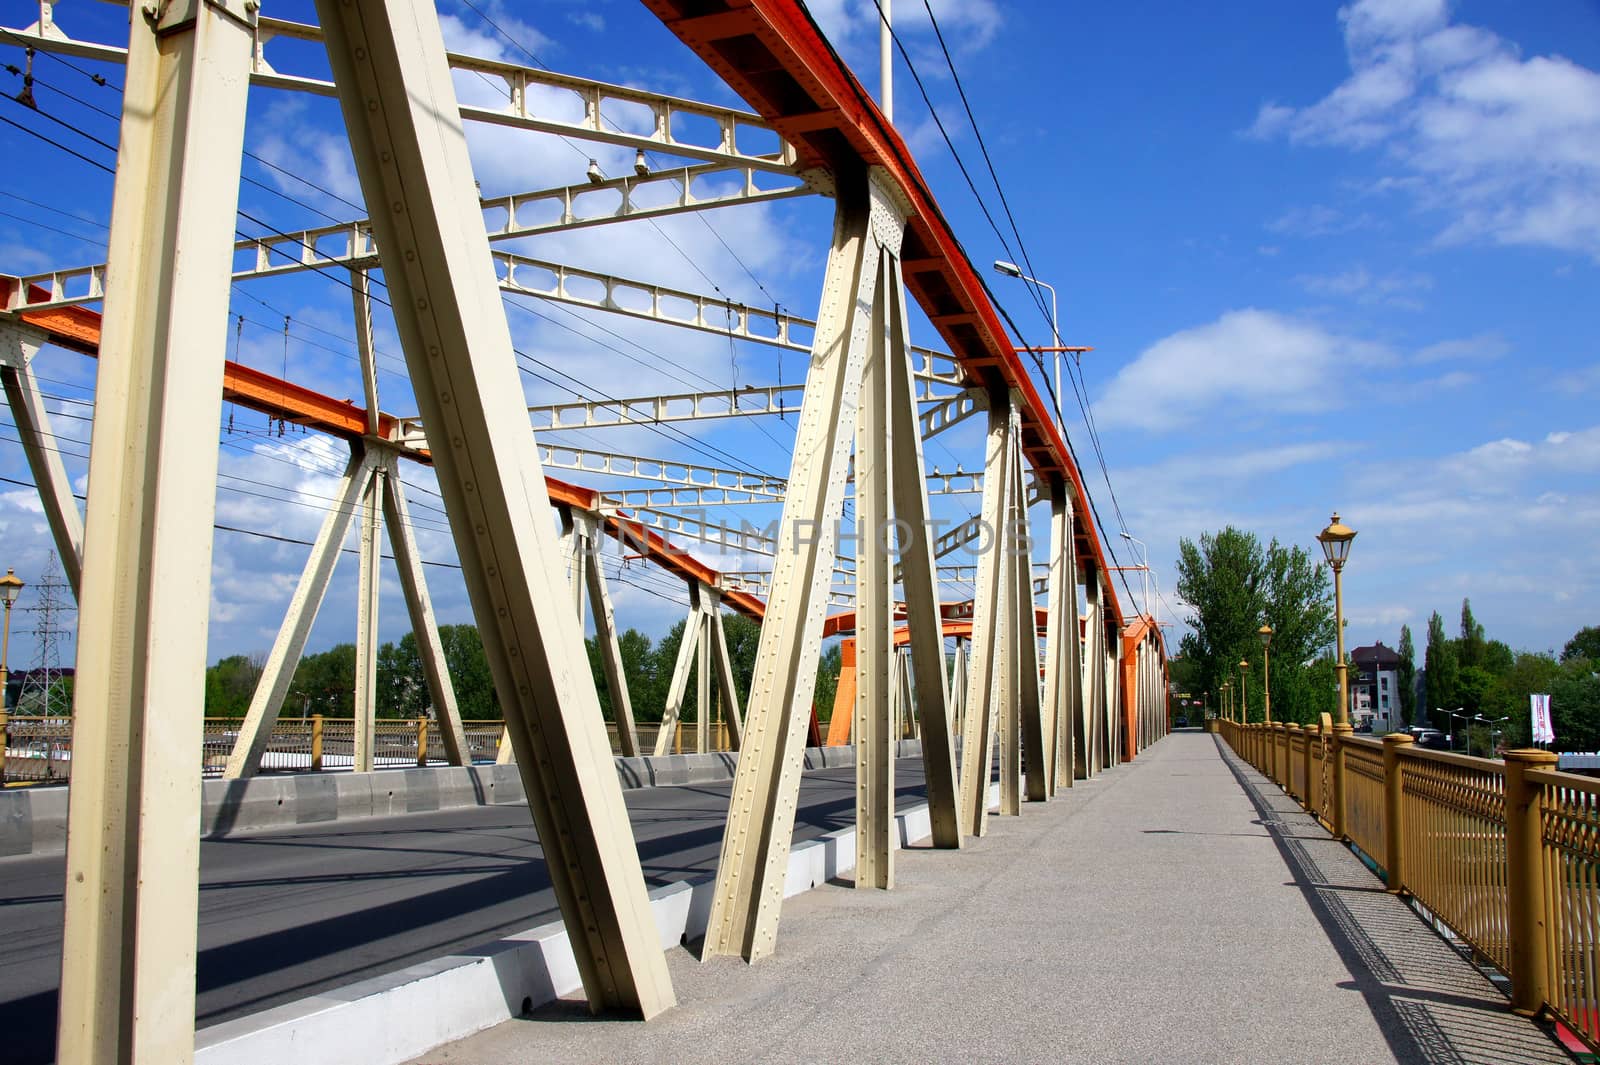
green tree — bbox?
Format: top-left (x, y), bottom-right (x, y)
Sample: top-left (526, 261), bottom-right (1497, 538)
top-left (1457, 664), bottom-right (1494, 717)
top-left (1483, 639), bottom-right (1514, 676)
top-left (1175, 526), bottom-right (1332, 724)
top-left (204, 652), bottom-right (265, 717)
top-left (1396, 624), bottom-right (1417, 726)
top-left (1562, 626), bottom-right (1600, 663)
top-left (1458, 598), bottom-right (1486, 670)
top-left (1424, 611), bottom-right (1458, 729)
top-left (372, 625), bottom-right (499, 719)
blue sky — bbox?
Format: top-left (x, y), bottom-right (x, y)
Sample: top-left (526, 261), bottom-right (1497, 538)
top-left (0, 0), bottom-right (1596, 678)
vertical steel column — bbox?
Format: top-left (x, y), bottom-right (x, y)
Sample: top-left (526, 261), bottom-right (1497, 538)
top-left (949, 640), bottom-right (967, 739)
top-left (56, 2), bottom-right (253, 1059)
top-left (885, 269), bottom-right (961, 846)
top-left (382, 455), bottom-right (470, 765)
top-left (225, 448), bottom-right (379, 778)
top-left (855, 251), bottom-right (895, 889)
top-left (1012, 435), bottom-right (1047, 804)
top-left (995, 426), bottom-right (1024, 816)
top-left (1081, 570), bottom-right (1103, 777)
top-left (654, 584), bottom-right (703, 757)
top-left (958, 387), bottom-right (1014, 835)
top-left (708, 604), bottom-right (744, 750)
top-left (696, 604), bottom-right (711, 754)
top-left (702, 173), bottom-right (892, 961)
top-left (0, 329), bottom-right (85, 595)
top-left (353, 458), bottom-right (383, 772)
top-left (315, 0), bottom-right (673, 1015)
top-left (1105, 623), bottom-right (1120, 768)
top-left (1039, 481), bottom-right (1067, 796)
top-left (584, 525), bottom-right (642, 757)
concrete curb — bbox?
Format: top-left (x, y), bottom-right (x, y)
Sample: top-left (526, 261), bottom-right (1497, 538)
top-left (1, 741), bottom-right (922, 857)
top-left (193, 780), bottom-right (996, 1065)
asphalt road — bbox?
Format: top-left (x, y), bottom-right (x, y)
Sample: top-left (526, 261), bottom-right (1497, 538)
top-left (0, 760), bottom-right (931, 1065)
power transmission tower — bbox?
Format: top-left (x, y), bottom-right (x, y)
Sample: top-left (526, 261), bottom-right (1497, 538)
top-left (17, 552), bottom-right (75, 715)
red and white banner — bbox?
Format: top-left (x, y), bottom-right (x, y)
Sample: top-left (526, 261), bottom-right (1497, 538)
top-left (1531, 693), bottom-right (1554, 745)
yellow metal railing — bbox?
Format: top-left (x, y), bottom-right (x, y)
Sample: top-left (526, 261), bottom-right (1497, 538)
top-left (2, 714), bottom-right (731, 784)
top-left (1531, 767), bottom-right (1600, 1050)
top-left (1216, 720), bottom-right (1600, 1051)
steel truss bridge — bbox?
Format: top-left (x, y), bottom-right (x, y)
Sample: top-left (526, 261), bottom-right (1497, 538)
top-left (0, 0), bottom-right (1169, 1059)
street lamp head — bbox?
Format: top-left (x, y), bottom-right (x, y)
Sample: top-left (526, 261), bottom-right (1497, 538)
top-left (0, 568), bottom-right (23, 606)
top-left (1316, 511), bottom-right (1357, 571)
top-left (1239, 659), bottom-right (1250, 672)
top-left (993, 259), bottom-right (1023, 279)
top-left (1258, 623), bottom-right (1273, 649)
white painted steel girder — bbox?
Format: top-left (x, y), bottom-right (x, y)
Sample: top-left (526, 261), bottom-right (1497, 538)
top-left (701, 172), bottom-right (896, 961)
top-left (0, 11), bottom-right (798, 173)
top-left (314, 0), bottom-right (672, 1017)
top-left (56, 3), bottom-right (255, 1060)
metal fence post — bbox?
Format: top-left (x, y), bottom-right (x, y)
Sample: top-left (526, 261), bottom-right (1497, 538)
top-left (1331, 722), bottom-right (1352, 840)
top-left (1302, 721), bottom-right (1316, 812)
top-left (1381, 732), bottom-right (1413, 893)
top-left (1504, 748), bottom-right (1558, 1016)
top-left (1283, 724), bottom-right (1299, 797)
top-left (311, 714), bottom-right (324, 772)
top-left (416, 717), bottom-right (430, 767)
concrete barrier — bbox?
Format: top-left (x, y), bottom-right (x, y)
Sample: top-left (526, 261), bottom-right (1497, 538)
top-left (1, 741), bottom-right (922, 857)
top-left (193, 778), bottom-right (994, 1065)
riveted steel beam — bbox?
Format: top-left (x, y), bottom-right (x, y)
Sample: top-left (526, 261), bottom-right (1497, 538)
top-left (885, 255), bottom-right (962, 849)
top-left (56, 4), bottom-right (254, 1059)
top-left (957, 387), bottom-right (1014, 837)
top-left (854, 249), bottom-right (894, 891)
top-left (0, 12), bottom-right (799, 173)
top-left (315, 0), bottom-right (672, 1016)
top-left (702, 173), bottom-right (888, 962)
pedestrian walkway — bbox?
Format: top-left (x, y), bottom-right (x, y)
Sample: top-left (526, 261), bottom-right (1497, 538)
top-left (405, 732), bottom-right (1573, 1065)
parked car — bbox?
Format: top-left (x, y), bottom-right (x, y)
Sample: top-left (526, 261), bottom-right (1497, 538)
top-left (1414, 729), bottom-right (1449, 751)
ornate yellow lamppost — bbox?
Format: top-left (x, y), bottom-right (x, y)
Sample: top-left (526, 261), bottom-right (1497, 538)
top-left (1258, 624), bottom-right (1274, 725)
top-left (1238, 659), bottom-right (1250, 722)
top-left (1316, 512), bottom-right (1357, 840)
top-left (1316, 513), bottom-right (1357, 726)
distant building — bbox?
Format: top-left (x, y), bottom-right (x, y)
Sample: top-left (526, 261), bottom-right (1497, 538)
top-left (1351, 643), bottom-right (1403, 733)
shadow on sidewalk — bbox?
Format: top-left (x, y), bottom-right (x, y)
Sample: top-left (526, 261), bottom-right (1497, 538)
top-left (1213, 736), bottom-right (1572, 1065)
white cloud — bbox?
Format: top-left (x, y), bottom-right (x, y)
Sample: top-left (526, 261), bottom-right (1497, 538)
top-left (1248, 0), bottom-right (1600, 258)
top-left (1413, 332), bottom-right (1509, 364)
top-left (1294, 265), bottom-right (1434, 308)
top-left (809, 0), bottom-right (1004, 55)
top-left (1266, 204), bottom-right (1376, 238)
top-left (1095, 309), bottom-right (1391, 431)
top-left (1553, 362), bottom-right (1600, 394)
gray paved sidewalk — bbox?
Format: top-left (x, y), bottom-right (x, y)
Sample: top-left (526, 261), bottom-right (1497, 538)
top-left (406, 732), bottom-right (1572, 1065)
